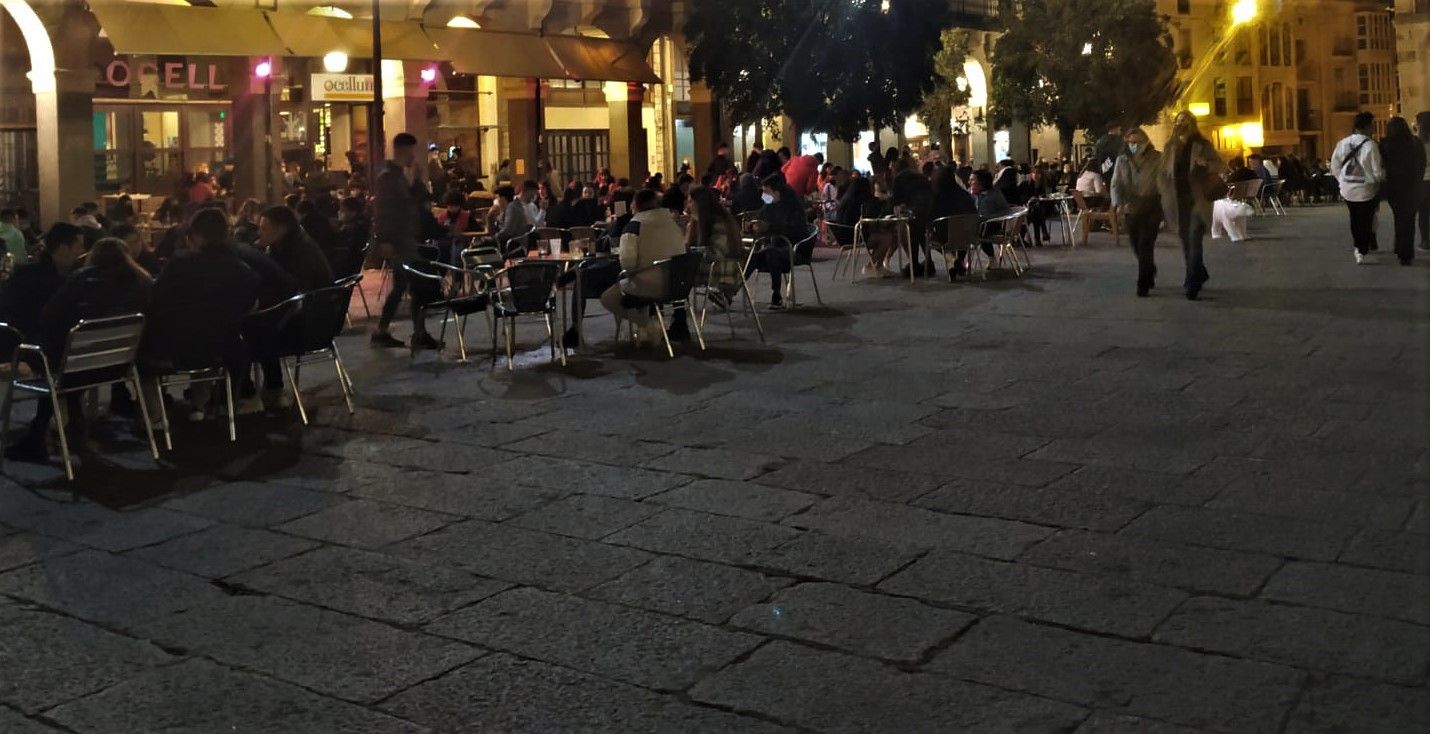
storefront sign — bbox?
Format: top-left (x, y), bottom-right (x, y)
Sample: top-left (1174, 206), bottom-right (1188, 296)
top-left (311, 73), bottom-right (375, 102)
top-left (102, 59), bottom-right (225, 92)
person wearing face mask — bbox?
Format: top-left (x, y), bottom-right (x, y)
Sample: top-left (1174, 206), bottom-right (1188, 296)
top-left (1111, 128), bottom-right (1164, 297)
top-left (1160, 111), bottom-right (1225, 300)
top-left (746, 173), bottom-right (810, 310)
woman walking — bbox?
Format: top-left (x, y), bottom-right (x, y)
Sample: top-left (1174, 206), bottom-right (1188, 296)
top-left (1110, 128), bottom-right (1164, 297)
top-left (1379, 116), bottom-right (1427, 266)
top-left (1160, 111), bottom-right (1224, 300)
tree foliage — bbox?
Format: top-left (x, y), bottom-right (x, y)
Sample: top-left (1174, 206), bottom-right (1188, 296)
top-left (988, 0), bottom-right (1177, 153)
top-left (685, 0), bottom-right (954, 141)
top-left (917, 28), bottom-right (974, 146)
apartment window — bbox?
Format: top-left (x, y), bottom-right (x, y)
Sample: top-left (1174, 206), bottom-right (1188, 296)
top-left (1177, 0), bottom-right (1190, 13)
top-left (1357, 16), bottom-right (1367, 50)
top-left (1236, 76), bottom-right (1253, 115)
top-left (1213, 77), bottom-right (1227, 117)
top-left (1295, 39), bottom-right (1305, 65)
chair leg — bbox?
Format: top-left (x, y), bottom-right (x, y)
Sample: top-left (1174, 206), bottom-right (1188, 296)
top-left (687, 303), bottom-right (707, 351)
top-left (455, 315), bottom-right (470, 363)
top-left (0, 382), bottom-right (13, 471)
top-left (332, 350), bottom-right (356, 415)
top-left (505, 320), bottom-right (515, 371)
top-left (490, 317), bottom-right (500, 367)
top-left (546, 314), bottom-right (566, 366)
top-left (807, 265), bottom-right (823, 305)
top-left (223, 372), bottom-right (236, 442)
top-left (130, 370), bottom-right (160, 461)
top-left (653, 308), bottom-right (674, 358)
top-left (156, 380), bottom-right (173, 451)
top-left (741, 278), bottom-right (766, 343)
top-left (357, 279), bottom-right (373, 319)
top-left (283, 360), bottom-right (308, 425)
top-left (49, 386), bottom-right (73, 481)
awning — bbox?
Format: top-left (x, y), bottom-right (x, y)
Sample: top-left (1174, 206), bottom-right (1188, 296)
top-left (544, 36), bottom-right (661, 85)
top-left (90, 4), bottom-right (660, 85)
top-left (424, 28), bottom-right (567, 79)
top-left (90, 4), bottom-right (290, 57)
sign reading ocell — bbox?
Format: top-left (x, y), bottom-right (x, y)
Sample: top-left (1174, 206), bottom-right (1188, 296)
top-left (311, 73), bottom-right (375, 102)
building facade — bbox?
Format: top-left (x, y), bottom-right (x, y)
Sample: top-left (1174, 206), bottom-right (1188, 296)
top-left (1162, 0), bottom-right (1398, 160)
top-left (1395, 0), bottom-right (1430, 116)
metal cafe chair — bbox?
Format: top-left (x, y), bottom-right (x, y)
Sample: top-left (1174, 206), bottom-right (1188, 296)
top-left (825, 221), bottom-right (859, 281)
top-left (146, 306), bottom-right (241, 450)
top-left (972, 208), bottom-right (1032, 278)
top-left (253, 282), bottom-right (360, 425)
top-left (926, 214), bottom-right (981, 284)
top-left (695, 243), bottom-right (765, 343)
top-left (500, 226), bottom-right (537, 259)
top-left (783, 227), bottom-right (824, 307)
top-left (1258, 180), bottom-right (1286, 216)
top-left (616, 251), bottom-right (708, 359)
top-left (1, 315), bottom-right (160, 483)
top-left (488, 261), bottom-right (564, 370)
top-left (401, 260), bottom-right (493, 364)
top-left (567, 226), bottom-right (599, 256)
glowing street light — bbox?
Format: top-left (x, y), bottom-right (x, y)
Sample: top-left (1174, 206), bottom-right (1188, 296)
top-left (322, 51), bottom-right (349, 73)
top-left (446, 14), bottom-right (480, 28)
top-left (253, 59), bottom-right (273, 78)
top-left (419, 65), bottom-right (438, 84)
top-left (1081, 42), bottom-right (1094, 56)
top-left (1188, 102), bottom-right (1211, 117)
top-left (1230, 0), bottom-right (1258, 26)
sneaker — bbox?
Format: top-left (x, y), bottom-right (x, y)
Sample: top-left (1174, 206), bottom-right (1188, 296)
top-left (370, 332), bottom-right (404, 348)
top-left (410, 333), bottom-right (444, 351)
top-left (1354, 250), bottom-right (1366, 265)
top-left (188, 409), bottom-right (206, 422)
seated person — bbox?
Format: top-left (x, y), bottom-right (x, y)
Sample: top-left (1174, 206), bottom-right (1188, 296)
top-left (598, 189), bottom-right (686, 344)
top-left (296, 200), bottom-right (339, 262)
top-left (1224, 156), bottom-right (1259, 185)
top-left (0, 223), bottom-right (86, 341)
top-left (687, 185), bottom-right (746, 310)
top-left (490, 185), bottom-right (532, 258)
top-left (928, 166), bottom-right (979, 276)
top-left (334, 196), bottom-right (369, 277)
top-left (744, 173), bottom-right (810, 310)
top-left (971, 169), bottom-right (1012, 220)
top-left (111, 223), bottom-right (162, 275)
top-left (571, 185), bottom-right (605, 228)
top-left (258, 205), bottom-right (333, 293)
top-left (145, 208), bottom-right (260, 421)
top-left (436, 190), bottom-right (473, 237)
top-left (4, 237), bottom-right (152, 463)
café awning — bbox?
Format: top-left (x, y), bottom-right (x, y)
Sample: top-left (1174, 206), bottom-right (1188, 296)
top-left (544, 35), bottom-right (662, 85)
top-left (90, 4), bottom-right (661, 84)
top-left (90, 4), bottom-right (290, 58)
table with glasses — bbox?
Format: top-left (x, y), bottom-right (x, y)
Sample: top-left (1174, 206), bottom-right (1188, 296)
top-left (512, 244), bottom-right (612, 351)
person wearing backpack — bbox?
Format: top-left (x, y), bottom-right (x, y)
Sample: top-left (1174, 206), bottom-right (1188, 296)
top-left (1330, 112), bottom-right (1385, 264)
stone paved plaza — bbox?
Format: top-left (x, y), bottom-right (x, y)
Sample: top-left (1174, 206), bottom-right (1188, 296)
top-left (1, 205), bottom-right (1427, 732)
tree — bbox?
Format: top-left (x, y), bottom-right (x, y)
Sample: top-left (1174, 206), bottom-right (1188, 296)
top-left (917, 28), bottom-right (974, 148)
top-left (685, 0), bottom-right (954, 143)
top-left (988, 0), bottom-right (1177, 158)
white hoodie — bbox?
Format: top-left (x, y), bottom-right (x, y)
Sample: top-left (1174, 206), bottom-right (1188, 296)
top-left (1330, 132), bottom-right (1384, 202)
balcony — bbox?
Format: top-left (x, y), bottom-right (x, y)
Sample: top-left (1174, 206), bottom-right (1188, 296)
top-left (1298, 109), bottom-right (1322, 131)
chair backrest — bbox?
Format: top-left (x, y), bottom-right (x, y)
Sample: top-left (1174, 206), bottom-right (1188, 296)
top-left (1071, 190), bottom-right (1091, 212)
top-left (501, 226), bottom-right (536, 248)
top-left (462, 246), bottom-right (504, 270)
top-left (1227, 178), bottom-right (1261, 201)
top-left (930, 214), bottom-right (981, 251)
top-left (568, 226), bottom-right (598, 254)
top-left (661, 251), bottom-right (704, 303)
top-left (500, 261), bottom-right (560, 314)
top-left (283, 284), bottom-right (355, 355)
top-left (59, 313), bottom-right (145, 376)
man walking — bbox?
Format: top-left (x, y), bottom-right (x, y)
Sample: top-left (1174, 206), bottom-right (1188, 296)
top-left (1111, 128), bottom-right (1163, 297)
top-left (1160, 111), bottom-right (1224, 300)
top-left (1330, 112), bottom-right (1385, 264)
top-left (371, 132), bottom-right (441, 350)
top-left (1092, 123), bottom-right (1126, 181)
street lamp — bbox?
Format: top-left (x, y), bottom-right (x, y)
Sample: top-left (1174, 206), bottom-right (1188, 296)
top-left (1230, 0), bottom-right (1258, 26)
top-left (254, 58), bottom-right (275, 202)
top-left (322, 51), bottom-right (349, 73)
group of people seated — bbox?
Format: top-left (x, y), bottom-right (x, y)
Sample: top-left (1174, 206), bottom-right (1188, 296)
top-left (0, 198), bottom-right (348, 466)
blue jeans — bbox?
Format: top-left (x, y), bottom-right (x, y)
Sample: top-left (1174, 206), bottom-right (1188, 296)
top-left (1179, 213), bottom-right (1208, 290)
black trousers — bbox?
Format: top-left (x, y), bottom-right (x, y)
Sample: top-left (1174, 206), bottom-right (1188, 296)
top-left (1389, 194), bottom-right (1418, 263)
top-left (1346, 199), bottom-right (1379, 255)
top-left (1126, 206), bottom-right (1161, 290)
top-left (378, 259), bottom-right (431, 336)
top-left (1417, 182), bottom-right (1430, 249)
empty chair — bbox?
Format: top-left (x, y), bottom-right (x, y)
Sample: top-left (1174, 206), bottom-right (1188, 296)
top-left (783, 227), bottom-right (823, 307)
top-left (1071, 190), bottom-right (1119, 246)
top-left (1, 315), bottom-right (159, 482)
top-left (489, 261), bottom-right (563, 370)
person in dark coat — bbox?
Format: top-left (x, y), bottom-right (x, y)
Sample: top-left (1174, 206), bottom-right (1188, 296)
top-left (731, 173), bottom-right (764, 215)
top-left (570, 185), bottom-right (605, 228)
top-left (0, 223), bottom-right (86, 341)
top-left (891, 162), bottom-right (935, 277)
top-left (296, 200), bottom-right (339, 262)
top-left (746, 173), bottom-right (809, 310)
top-left (335, 196), bottom-right (369, 277)
top-left (4, 237), bottom-right (151, 462)
top-left (1379, 116), bottom-right (1428, 266)
top-left (145, 208), bottom-right (260, 420)
top-left (258, 205), bottom-right (334, 293)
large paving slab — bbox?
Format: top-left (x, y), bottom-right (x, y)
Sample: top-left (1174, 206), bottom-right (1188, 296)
top-left (3, 206), bottom-right (1426, 729)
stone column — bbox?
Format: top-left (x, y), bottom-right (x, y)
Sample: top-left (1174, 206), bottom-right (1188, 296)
top-left (690, 81), bottom-right (717, 173)
top-left (826, 140), bottom-right (854, 169)
top-left (608, 82), bottom-right (647, 181)
top-left (501, 77), bottom-right (540, 182)
top-left (33, 67), bottom-right (95, 222)
top-left (228, 57), bottom-right (282, 204)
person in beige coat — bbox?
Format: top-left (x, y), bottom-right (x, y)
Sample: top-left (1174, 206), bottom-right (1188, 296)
top-left (1111, 128), bottom-right (1164, 297)
top-left (1160, 111), bottom-right (1225, 300)
top-left (600, 189), bottom-right (685, 343)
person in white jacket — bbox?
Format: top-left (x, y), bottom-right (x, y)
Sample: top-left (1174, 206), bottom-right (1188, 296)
top-left (1330, 112), bottom-right (1385, 264)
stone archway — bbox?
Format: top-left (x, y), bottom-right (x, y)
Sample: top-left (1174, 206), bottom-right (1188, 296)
top-left (2, 0), bottom-right (94, 222)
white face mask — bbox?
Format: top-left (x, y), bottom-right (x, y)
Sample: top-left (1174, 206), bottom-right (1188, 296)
top-left (1128, 143), bottom-right (1143, 155)
top-left (761, 193), bottom-right (775, 205)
